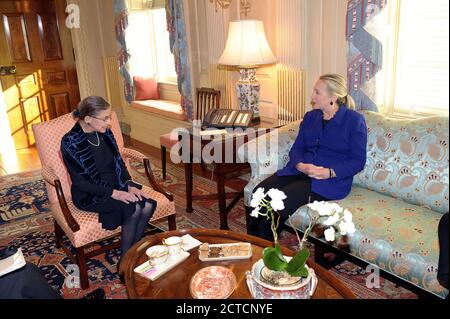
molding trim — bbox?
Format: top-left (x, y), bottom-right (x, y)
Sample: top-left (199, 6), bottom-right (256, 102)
top-left (68, 0), bottom-right (93, 98)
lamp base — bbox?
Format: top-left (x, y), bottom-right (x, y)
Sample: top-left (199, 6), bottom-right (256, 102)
top-left (236, 68), bottom-right (260, 118)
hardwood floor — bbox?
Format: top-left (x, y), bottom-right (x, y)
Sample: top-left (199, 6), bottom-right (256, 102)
top-left (0, 146), bottom-right (42, 175)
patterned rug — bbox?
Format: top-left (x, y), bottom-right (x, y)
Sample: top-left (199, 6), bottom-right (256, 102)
top-left (0, 157), bottom-right (417, 299)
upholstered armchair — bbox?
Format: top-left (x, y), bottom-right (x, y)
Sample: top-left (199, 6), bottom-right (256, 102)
top-left (32, 112), bottom-right (176, 289)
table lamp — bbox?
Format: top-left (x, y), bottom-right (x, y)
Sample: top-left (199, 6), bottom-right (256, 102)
top-left (218, 20), bottom-right (277, 121)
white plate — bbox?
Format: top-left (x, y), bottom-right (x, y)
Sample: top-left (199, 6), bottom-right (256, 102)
top-left (198, 242), bottom-right (252, 262)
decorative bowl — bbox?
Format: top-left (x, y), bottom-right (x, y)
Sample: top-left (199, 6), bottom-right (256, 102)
top-left (190, 266), bottom-right (237, 299)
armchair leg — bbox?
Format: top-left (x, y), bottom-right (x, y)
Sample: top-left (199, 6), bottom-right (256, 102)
top-left (76, 247), bottom-right (89, 290)
top-left (161, 146), bottom-right (167, 180)
top-left (54, 220), bottom-right (64, 248)
top-left (168, 214), bottom-right (176, 230)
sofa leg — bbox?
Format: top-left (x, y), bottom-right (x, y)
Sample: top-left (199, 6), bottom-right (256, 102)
top-left (314, 243), bottom-right (345, 270)
top-left (76, 247), bottom-right (89, 290)
top-left (161, 146), bottom-right (167, 180)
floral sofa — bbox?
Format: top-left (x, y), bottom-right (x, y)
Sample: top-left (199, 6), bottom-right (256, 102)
top-left (239, 111), bottom-right (449, 298)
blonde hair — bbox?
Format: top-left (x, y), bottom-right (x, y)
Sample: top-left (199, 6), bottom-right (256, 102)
top-left (319, 74), bottom-right (355, 110)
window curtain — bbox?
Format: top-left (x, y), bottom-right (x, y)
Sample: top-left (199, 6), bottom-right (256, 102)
top-left (346, 0), bottom-right (387, 112)
top-left (166, 0), bottom-right (193, 120)
top-left (114, 0), bottom-right (134, 103)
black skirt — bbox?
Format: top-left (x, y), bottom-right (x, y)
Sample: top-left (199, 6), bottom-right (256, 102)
top-left (85, 197), bottom-right (157, 231)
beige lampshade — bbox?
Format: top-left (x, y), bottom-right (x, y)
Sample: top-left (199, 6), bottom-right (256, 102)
top-left (218, 20), bottom-right (277, 68)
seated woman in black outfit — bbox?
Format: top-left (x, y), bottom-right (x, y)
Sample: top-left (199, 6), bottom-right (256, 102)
top-left (61, 96), bottom-right (156, 269)
top-left (248, 74), bottom-right (368, 241)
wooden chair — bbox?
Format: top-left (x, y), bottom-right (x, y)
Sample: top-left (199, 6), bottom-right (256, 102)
top-left (32, 112), bottom-right (176, 289)
top-left (159, 87), bottom-right (221, 179)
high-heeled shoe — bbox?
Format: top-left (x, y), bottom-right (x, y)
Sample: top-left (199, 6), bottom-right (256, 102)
top-left (116, 257), bottom-right (125, 284)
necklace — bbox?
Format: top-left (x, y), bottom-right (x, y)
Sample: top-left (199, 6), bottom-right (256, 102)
top-left (87, 132), bottom-right (100, 147)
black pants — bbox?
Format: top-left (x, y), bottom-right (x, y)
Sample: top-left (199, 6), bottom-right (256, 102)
top-left (438, 212), bottom-right (449, 293)
top-left (0, 263), bottom-right (61, 299)
top-left (246, 173), bottom-right (328, 241)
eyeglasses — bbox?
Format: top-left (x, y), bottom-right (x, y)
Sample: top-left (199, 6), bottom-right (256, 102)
top-left (91, 115), bottom-right (111, 122)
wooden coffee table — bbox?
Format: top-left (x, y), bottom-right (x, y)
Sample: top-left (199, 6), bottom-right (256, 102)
top-left (120, 228), bottom-right (356, 299)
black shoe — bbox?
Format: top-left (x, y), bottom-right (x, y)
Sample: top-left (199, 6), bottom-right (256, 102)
top-left (119, 273), bottom-right (125, 284)
top-left (81, 288), bottom-right (106, 299)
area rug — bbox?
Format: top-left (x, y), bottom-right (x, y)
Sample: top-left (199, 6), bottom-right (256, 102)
top-left (0, 156), bottom-right (417, 299)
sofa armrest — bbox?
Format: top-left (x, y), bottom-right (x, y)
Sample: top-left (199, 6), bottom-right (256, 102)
top-left (238, 120), bottom-right (301, 205)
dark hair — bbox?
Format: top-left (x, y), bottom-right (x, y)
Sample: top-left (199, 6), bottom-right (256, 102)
top-left (72, 96), bottom-right (110, 120)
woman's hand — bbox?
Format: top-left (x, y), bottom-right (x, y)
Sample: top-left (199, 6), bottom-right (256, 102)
top-left (128, 186), bottom-right (149, 201)
top-left (295, 163), bottom-right (315, 174)
top-left (296, 162), bottom-right (331, 180)
top-left (307, 166), bottom-right (331, 180)
top-left (111, 189), bottom-right (139, 204)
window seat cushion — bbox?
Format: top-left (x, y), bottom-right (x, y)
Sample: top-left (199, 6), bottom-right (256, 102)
top-left (131, 99), bottom-right (187, 121)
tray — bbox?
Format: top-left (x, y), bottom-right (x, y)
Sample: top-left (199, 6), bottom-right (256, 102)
top-left (198, 242), bottom-right (252, 261)
top-left (134, 250), bottom-right (189, 281)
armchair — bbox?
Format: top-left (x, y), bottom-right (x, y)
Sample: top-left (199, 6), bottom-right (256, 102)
top-left (32, 112), bottom-right (176, 289)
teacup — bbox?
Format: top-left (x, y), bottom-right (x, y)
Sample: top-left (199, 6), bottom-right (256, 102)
top-left (162, 236), bottom-right (182, 256)
top-left (146, 245), bottom-right (168, 266)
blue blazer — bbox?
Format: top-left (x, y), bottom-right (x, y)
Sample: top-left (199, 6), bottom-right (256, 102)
top-left (277, 105), bottom-right (367, 200)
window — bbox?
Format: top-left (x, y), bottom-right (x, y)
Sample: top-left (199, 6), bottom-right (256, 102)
top-left (382, 0), bottom-right (449, 117)
top-left (126, 7), bottom-right (177, 84)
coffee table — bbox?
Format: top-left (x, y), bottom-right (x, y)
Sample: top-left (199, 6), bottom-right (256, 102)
top-left (120, 228), bottom-right (356, 299)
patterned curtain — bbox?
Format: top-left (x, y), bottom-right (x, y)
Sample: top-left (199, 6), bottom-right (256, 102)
top-left (346, 0), bottom-right (387, 112)
top-left (166, 0), bottom-right (193, 120)
top-left (114, 0), bottom-right (134, 103)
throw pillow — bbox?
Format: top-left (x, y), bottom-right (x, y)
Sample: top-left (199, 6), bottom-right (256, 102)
top-left (133, 76), bottom-right (160, 100)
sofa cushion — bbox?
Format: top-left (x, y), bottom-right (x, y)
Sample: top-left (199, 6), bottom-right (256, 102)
top-left (131, 99), bottom-right (187, 121)
top-left (287, 186), bottom-right (448, 298)
top-left (354, 111), bottom-right (449, 213)
top-left (134, 76), bottom-right (160, 100)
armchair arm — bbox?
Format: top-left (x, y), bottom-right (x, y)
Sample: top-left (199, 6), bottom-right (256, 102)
top-left (122, 147), bottom-right (174, 201)
top-left (41, 166), bottom-right (80, 232)
top-left (41, 165), bottom-right (59, 187)
top-left (55, 180), bottom-right (80, 232)
top-left (238, 121), bottom-right (301, 205)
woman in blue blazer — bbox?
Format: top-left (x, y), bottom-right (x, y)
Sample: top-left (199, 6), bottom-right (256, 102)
top-left (248, 74), bottom-right (367, 241)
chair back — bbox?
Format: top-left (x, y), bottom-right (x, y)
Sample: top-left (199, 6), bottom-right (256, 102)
top-left (32, 111), bottom-right (123, 205)
top-left (195, 87), bottom-right (221, 121)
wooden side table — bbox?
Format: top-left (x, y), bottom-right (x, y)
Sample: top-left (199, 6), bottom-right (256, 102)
top-left (181, 120), bottom-right (279, 230)
top-left (121, 228), bottom-right (356, 299)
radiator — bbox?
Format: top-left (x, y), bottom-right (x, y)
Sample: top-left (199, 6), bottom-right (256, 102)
top-left (209, 64), bottom-right (233, 109)
top-left (277, 66), bottom-right (307, 124)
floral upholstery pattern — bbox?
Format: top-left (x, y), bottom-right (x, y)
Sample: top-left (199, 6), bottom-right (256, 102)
top-left (353, 112), bottom-right (449, 214)
top-left (289, 186), bottom-right (447, 298)
top-left (241, 111), bottom-right (449, 298)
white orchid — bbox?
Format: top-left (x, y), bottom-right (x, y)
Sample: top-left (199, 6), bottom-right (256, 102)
top-left (250, 187), bottom-right (265, 208)
top-left (343, 209), bottom-right (353, 222)
top-left (306, 202), bottom-right (356, 242)
top-left (324, 227), bottom-right (336, 241)
top-left (250, 206), bottom-right (260, 218)
top-left (267, 188), bottom-right (287, 202)
top-left (338, 220), bottom-right (356, 235)
top-left (323, 212), bottom-right (340, 226)
top-left (307, 200), bottom-right (324, 212)
top-left (250, 190), bottom-right (357, 278)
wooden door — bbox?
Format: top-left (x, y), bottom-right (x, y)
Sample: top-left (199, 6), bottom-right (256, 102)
top-left (0, 0), bottom-right (80, 149)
